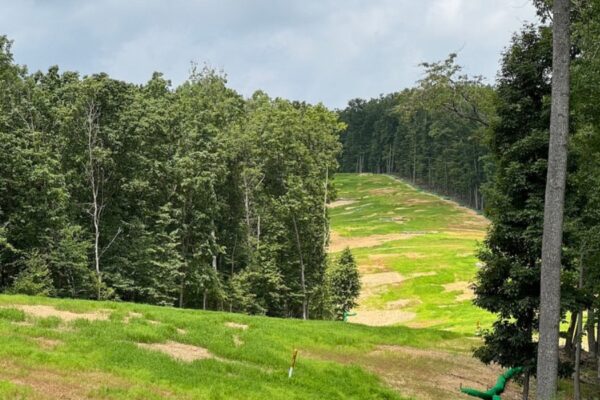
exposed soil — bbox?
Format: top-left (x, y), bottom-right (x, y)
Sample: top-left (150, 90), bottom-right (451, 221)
top-left (328, 232), bottom-right (422, 252)
top-left (137, 341), bottom-right (214, 362)
top-left (362, 271), bottom-right (404, 287)
top-left (349, 310), bottom-right (416, 326)
top-left (327, 199), bottom-right (356, 208)
top-left (11, 305), bottom-right (110, 322)
top-left (34, 337), bottom-right (63, 350)
top-left (443, 281), bottom-right (474, 302)
top-left (123, 311), bottom-right (143, 323)
top-left (233, 335), bottom-right (244, 347)
top-left (369, 188), bottom-right (397, 195)
top-left (225, 322), bottom-right (249, 330)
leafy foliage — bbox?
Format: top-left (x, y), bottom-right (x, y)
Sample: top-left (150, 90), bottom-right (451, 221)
top-left (0, 37), bottom-right (342, 319)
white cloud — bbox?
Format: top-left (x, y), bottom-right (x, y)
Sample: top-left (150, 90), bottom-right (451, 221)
top-left (0, 0), bottom-right (538, 108)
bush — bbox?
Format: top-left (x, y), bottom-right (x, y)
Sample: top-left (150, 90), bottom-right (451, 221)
top-left (9, 251), bottom-right (55, 296)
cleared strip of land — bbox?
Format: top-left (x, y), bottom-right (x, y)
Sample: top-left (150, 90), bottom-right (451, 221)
top-left (328, 173), bottom-right (492, 332)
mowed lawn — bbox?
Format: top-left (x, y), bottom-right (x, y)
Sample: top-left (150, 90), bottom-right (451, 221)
top-left (329, 173), bottom-right (495, 333)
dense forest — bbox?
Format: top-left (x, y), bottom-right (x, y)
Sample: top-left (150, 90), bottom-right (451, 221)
top-left (0, 35), bottom-right (358, 320)
top-left (338, 55), bottom-right (493, 210)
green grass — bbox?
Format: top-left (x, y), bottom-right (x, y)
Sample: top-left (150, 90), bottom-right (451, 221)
top-left (330, 173), bottom-right (480, 236)
top-left (0, 294), bottom-right (475, 400)
top-left (329, 173), bottom-right (494, 333)
top-left (1, 173), bottom-right (593, 399)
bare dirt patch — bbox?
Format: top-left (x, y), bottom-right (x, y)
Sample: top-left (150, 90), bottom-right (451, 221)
top-left (123, 311), bottom-right (143, 323)
top-left (137, 341), bottom-right (214, 362)
top-left (349, 310), bottom-right (416, 326)
top-left (34, 337), bottom-right (63, 350)
top-left (361, 271), bottom-right (404, 287)
top-left (442, 281), bottom-right (474, 302)
top-left (408, 271), bottom-right (437, 279)
top-left (369, 188), bottom-right (397, 195)
top-left (385, 299), bottom-right (417, 309)
top-left (233, 335), bottom-right (244, 347)
top-left (11, 305), bottom-right (110, 322)
top-left (225, 322), bottom-right (248, 330)
top-left (327, 199), bottom-right (356, 208)
top-left (328, 232), bottom-right (422, 252)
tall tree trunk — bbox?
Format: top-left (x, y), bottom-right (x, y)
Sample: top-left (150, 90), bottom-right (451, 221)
top-left (574, 255), bottom-right (584, 400)
top-left (565, 312), bottom-right (577, 355)
top-left (179, 270), bottom-right (185, 308)
top-left (587, 315), bottom-right (597, 358)
top-left (292, 216), bottom-right (307, 320)
top-left (85, 101), bottom-right (103, 300)
top-left (597, 314), bottom-right (600, 380)
top-left (536, 1), bottom-right (570, 397)
top-left (322, 166), bottom-right (329, 249)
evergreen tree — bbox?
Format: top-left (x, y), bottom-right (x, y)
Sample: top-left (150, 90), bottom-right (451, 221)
top-left (326, 248), bottom-right (361, 320)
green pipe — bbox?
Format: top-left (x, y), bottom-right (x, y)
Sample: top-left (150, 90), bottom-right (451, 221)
top-left (459, 367), bottom-right (523, 399)
top-left (342, 311), bottom-right (357, 322)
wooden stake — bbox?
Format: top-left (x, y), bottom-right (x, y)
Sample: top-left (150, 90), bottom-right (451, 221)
top-left (288, 349), bottom-right (298, 378)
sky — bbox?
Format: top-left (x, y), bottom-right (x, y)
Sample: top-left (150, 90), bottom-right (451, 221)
top-left (1, 0), bottom-right (539, 109)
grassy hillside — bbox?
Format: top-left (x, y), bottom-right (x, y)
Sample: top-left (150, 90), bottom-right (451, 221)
top-left (0, 294), bottom-right (476, 400)
top-left (3, 173), bottom-right (593, 399)
top-left (329, 173), bottom-right (494, 333)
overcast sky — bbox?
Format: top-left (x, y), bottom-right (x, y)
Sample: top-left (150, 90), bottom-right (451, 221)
top-left (1, 0), bottom-right (538, 109)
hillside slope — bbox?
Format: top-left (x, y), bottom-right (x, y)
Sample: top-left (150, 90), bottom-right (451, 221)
top-left (0, 294), bottom-right (494, 400)
top-left (0, 173), bottom-right (524, 400)
top-left (329, 174), bottom-right (493, 332)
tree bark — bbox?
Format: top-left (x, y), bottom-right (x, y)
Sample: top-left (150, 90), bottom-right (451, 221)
top-left (292, 216), bottom-right (307, 320)
top-left (565, 312), bottom-right (577, 355)
top-left (322, 166), bottom-right (329, 249)
top-left (587, 315), bottom-right (597, 358)
top-left (536, 0), bottom-right (570, 398)
top-left (85, 101), bottom-right (103, 300)
top-left (574, 255), bottom-right (584, 400)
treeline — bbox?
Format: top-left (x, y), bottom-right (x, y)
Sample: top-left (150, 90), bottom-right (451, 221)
top-left (475, 12), bottom-right (600, 397)
top-left (0, 36), bottom-right (354, 319)
top-left (338, 56), bottom-right (494, 210)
